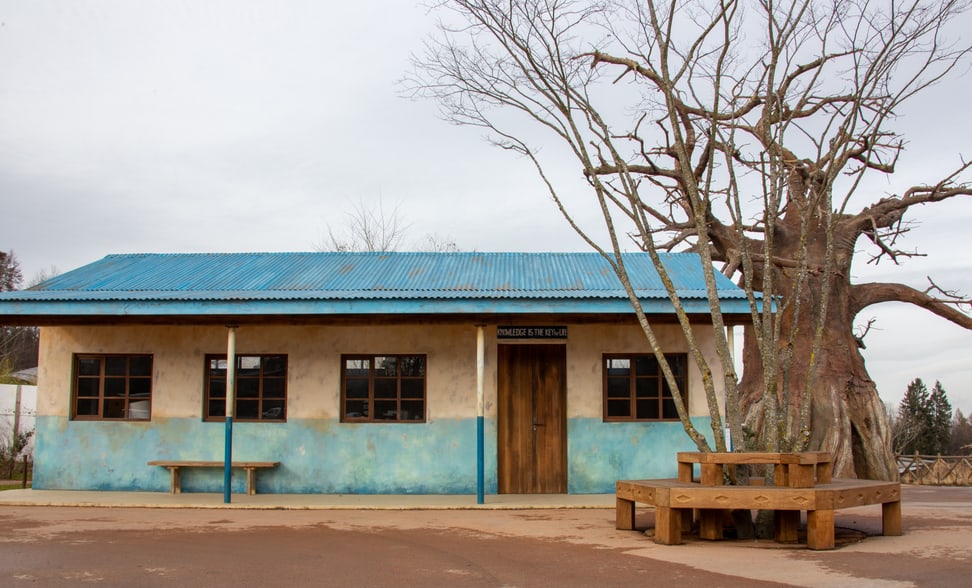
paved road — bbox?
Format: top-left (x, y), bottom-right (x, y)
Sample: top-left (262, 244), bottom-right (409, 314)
top-left (1, 485), bottom-right (970, 587)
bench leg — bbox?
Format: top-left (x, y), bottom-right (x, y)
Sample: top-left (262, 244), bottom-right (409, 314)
top-left (681, 509), bottom-right (693, 533)
top-left (654, 507), bottom-right (682, 545)
top-left (698, 509), bottom-right (724, 540)
top-left (245, 467), bottom-right (257, 495)
top-left (774, 510), bottom-right (800, 543)
top-left (616, 497), bottom-right (635, 530)
top-left (882, 501), bottom-right (902, 536)
top-left (806, 509), bottom-right (835, 550)
top-left (167, 466), bottom-right (181, 494)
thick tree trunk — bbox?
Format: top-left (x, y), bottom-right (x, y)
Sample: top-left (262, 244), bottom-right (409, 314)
top-left (738, 223), bottom-right (898, 480)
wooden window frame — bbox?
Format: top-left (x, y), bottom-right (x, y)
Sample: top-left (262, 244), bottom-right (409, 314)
top-left (602, 353), bottom-right (687, 422)
top-left (204, 354), bottom-right (288, 423)
top-left (72, 354), bottom-right (153, 421)
top-left (340, 354), bottom-right (427, 423)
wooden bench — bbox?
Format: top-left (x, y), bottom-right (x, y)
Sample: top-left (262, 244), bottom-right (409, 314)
top-left (676, 451), bottom-right (833, 540)
top-left (148, 460), bottom-right (280, 495)
top-left (616, 478), bottom-right (901, 550)
top-left (678, 451), bottom-right (832, 487)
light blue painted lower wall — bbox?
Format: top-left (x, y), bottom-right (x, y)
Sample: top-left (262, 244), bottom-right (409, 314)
top-left (34, 416), bottom-right (712, 494)
top-left (567, 417), bottom-right (713, 493)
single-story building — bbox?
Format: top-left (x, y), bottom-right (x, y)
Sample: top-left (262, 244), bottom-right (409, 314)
top-left (0, 251), bottom-right (750, 495)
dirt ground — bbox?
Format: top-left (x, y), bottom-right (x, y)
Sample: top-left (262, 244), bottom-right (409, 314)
top-left (0, 485), bottom-right (970, 587)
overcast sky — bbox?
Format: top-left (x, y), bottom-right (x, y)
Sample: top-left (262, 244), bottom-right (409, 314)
top-left (1, 1), bottom-right (970, 412)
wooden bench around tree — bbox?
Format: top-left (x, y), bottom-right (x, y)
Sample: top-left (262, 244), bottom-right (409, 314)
top-left (615, 478), bottom-right (901, 550)
top-left (676, 451), bottom-right (833, 540)
top-left (148, 460), bottom-right (280, 495)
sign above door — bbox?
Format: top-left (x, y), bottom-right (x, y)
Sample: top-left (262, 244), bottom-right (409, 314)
top-left (497, 326), bottom-right (568, 340)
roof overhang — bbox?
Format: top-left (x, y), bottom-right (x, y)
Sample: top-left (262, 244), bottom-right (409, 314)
top-left (0, 296), bottom-right (756, 327)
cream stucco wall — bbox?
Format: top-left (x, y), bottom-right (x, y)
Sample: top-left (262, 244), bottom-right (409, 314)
top-left (38, 321), bottom-right (725, 421)
top-left (40, 324), bottom-right (484, 420)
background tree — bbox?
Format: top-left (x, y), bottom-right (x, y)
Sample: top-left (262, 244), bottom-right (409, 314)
top-left (319, 198), bottom-right (409, 252)
top-left (0, 251), bottom-right (22, 293)
top-left (928, 381), bottom-right (952, 454)
top-left (318, 198), bottom-right (459, 253)
top-left (0, 251), bottom-right (38, 379)
top-left (896, 378), bottom-right (932, 455)
top-left (948, 410), bottom-right (972, 455)
top-left (410, 0), bottom-right (972, 478)
top-left (895, 378), bottom-right (953, 455)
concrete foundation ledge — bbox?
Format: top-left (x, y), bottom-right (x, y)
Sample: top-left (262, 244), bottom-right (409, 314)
top-left (0, 489), bottom-right (615, 510)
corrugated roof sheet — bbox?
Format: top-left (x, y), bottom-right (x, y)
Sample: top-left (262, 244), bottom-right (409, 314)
top-left (7, 251), bottom-right (745, 302)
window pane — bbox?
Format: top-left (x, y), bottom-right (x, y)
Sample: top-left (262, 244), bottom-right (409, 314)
top-left (262, 400), bottom-right (285, 420)
top-left (375, 356), bottom-right (397, 377)
top-left (236, 400), bottom-right (259, 419)
top-left (237, 378), bottom-right (260, 398)
top-left (103, 399), bottom-right (127, 419)
top-left (209, 379), bottom-right (226, 399)
top-left (209, 399), bottom-right (226, 418)
top-left (637, 399), bottom-right (660, 420)
top-left (210, 358), bottom-right (227, 374)
top-left (130, 356), bottom-right (153, 376)
top-left (105, 356), bottom-right (128, 376)
top-left (345, 358), bottom-right (370, 375)
top-left (606, 377), bottom-right (629, 398)
top-left (78, 358), bottom-right (101, 376)
top-left (401, 400), bottom-right (423, 421)
top-left (104, 378), bottom-right (126, 397)
top-left (374, 400), bottom-right (397, 420)
top-left (374, 379), bottom-right (397, 399)
top-left (263, 355), bottom-right (287, 375)
top-left (77, 378), bottom-right (100, 397)
top-left (239, 355), bottom-right (261, 369)
top-left (263, 378), bottom-right (286, 398)
top-left (667, 355), bottom-right (687, 374)
top-left (662, 379), bottom-right (678, 399)
top-left (635, 356), bottom-right (659, 376)
top-left (399, 356), bottom-right (425, 377)
top-left (401, 379), bottom-right (424, 399)
top-left (662, 399), bottom-right (679, 419)
top-left (76, 398), bottom-right (99, 416)
top-left (607, 399), bottom-right (630, 417)
top-left (128, 400), bottom-right (150, 419)
top-left (238, 355), bottom-right (261, 375)
top-left (345, 379), bottom-right (368, 399)
top-left (635, 377), bottom-right (659, 398)
top-left (129, 377), bottom-right (152, 398)
top-left (345, 399), bottom-right (368, 419)
top-left (606, 358), bottom-right (630, 376)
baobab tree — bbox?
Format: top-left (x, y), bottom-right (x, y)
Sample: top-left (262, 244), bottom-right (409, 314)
top-left (409, 0), bottom-right (972, 478)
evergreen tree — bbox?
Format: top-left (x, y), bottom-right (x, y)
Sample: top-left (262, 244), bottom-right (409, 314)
top-left (0, 251), bottom-right (22, 292)
top-left (0, 250), bottom-right (39, 375)
top-left (929, 382), bottom-right (952, 455)
top-left (897, 378), bottom-right (931, 455)
top-left (895, 378), bottom-right (955, 455)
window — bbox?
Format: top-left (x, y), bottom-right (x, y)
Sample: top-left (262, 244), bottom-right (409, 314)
top-left (603, 354), bottom-right (687, 421)
top-left (205, 354), bottom-right (287, 422)
top-left (73, 354), bottom-right (153, 420)
top-left (341, 354), bottom-right (426, 422)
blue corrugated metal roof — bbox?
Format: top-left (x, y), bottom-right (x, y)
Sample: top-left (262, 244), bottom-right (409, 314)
top-left (0, 251), bottom-right (754, 318)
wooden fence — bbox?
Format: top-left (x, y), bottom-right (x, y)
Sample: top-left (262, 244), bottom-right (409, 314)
top-left (897, 454), bottom-right (972, 486)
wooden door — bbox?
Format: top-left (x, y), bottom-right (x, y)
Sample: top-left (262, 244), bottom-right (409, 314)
top-left (498, 344), bottom-right (567, 494)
